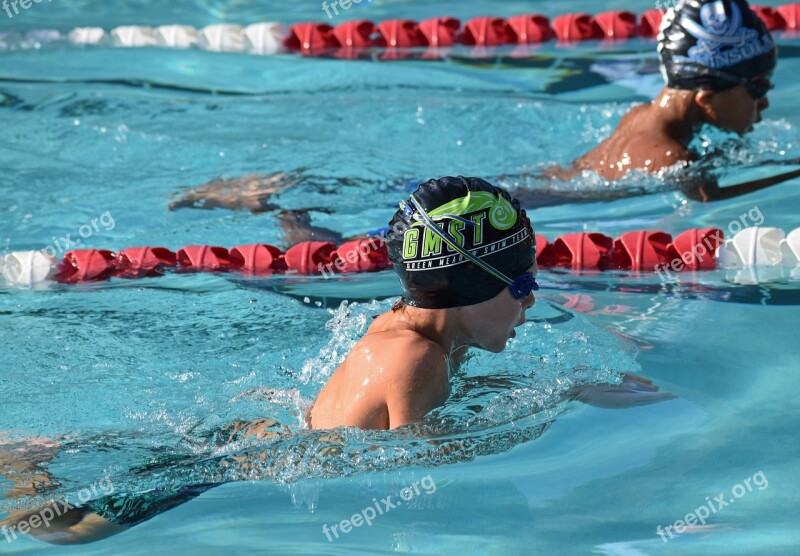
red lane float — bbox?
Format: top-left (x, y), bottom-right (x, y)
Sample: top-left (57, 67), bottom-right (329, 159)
top-left (752, 5), bottom-right (786, 30)
top-left (332, 20), bottom-right (375, 48)
top-left (280, 4), bottom-right (796, 51)
top-left (284, 22), bottom-right (337, 54)
top-left (672, 228), bottom-right (724, 270)
top-left (177, 245), bottom-right (234, 271)
top-left (639, 9), bottom-right (664, 37)
top-left (375, 19), bottom-right (426, 48)
top-left (535, 235), bottom-right (556, 267)
top-left (419, 17), bottom-right (461, 47)
top-left (551, 13), bottom-right (603, 42)
top-left (552, 232), bottom-right (614, 270)
top-left (613, 231), bottom-right (675, 271)
top-left (507, 15), bottom-right (553, 43)
top-left (594, 11), bottom-right (638, 39)
top-left (116, 246), bottom-right (177, 277)
top-left (284, 241), bottom-right (339, 274)
top-left (229, 244), bottom-right (285, 274)
top-left (776, 2), bottom-right (800, 29)
top-left (56, 249), bottom-right (115, 283)
top-left (460, 17), bottom-right (515, 46)
top-left (336, 238), bottom-right (390, 273)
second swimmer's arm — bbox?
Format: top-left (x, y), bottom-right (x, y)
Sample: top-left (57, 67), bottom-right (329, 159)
top-left (681, 168), bottom-right (800, 202)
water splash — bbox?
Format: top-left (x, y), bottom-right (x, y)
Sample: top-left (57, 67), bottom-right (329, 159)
top-left (2, 298), bottom-right (642, 514)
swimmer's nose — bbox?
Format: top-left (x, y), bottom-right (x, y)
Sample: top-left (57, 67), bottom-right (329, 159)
top-left (757, 96), bottom-right (769, 118)
top-left (522, 292), bottom-right (535, 310)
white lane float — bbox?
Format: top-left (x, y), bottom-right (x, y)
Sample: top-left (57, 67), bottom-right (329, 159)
top-left (110, 26), bottom-right (158, 47)
top-left (0, 250), bottom-right (57, 288)
top-left (155, 25), bottom-right (199, 49)
top-left (197, 24), bottom-right (246, 52)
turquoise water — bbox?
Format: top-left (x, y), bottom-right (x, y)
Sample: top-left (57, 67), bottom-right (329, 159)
top-left (2, 0), bottom-right (800, 554)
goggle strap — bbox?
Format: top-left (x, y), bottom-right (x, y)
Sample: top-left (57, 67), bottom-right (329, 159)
top-left (673, 62), bottom-right (770, 96)
top-left (432, 214), bottom-right (475, 227)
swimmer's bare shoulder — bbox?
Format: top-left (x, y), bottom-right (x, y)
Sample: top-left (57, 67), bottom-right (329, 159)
top-left (618, 133), bottom-right (693, 175)
top-left (565, 104), bottom-right (694, 178)
top-left (310, 315), bottom-right (450, 431)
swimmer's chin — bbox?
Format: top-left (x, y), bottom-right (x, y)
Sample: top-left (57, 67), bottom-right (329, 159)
top-left (731, 123), bottom-right (756, 136)
top-left (472, 340), bottom-right (508, 354)
top-left (489, 334), bottom-right (516, 353)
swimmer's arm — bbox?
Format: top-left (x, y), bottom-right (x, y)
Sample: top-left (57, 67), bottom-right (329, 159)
top-left (567, 373), bottom-right (676, 409)
top-left (680, 168), bottom-right (800, 202)
top-left (168, 172), bottom-right (297, 213)
top-left (0, 500), bottom-right (130, 545)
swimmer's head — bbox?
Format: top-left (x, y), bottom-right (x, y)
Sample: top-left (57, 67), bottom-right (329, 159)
top-left (386, 176), bottom-right (536, 310)
top-left (658, 0), bottom-right (776, 90)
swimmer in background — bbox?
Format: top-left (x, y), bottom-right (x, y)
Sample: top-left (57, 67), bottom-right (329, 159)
top-left (549, 0), bottom-right (787, 202)
top-left (1, 177), bottom-right (674, 545)
top-left (168, 0), bottom-right (795, 223)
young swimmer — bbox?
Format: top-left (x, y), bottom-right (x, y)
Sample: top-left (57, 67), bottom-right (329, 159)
top-left (2, 177), bottom-right (674, 544)
top-left (310, 176), bottom-right (540, 429)
top-left (168, 0), bottom-right (793, 221)
top-left (556, 0), bottom-right (783, 200)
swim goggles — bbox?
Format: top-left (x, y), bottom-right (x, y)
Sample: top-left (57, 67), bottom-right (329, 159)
top-left (676, 63), bottom-right (774, 99)
top-left (401, 194), bottom-right (539, 301)
top-left (713, 68), bottom-right (773, 99)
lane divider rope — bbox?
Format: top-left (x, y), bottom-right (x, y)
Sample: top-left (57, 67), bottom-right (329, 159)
top-left (1, 5), bottom-right (798, 56)
top-left (2, 227), bottom-right (799, 287)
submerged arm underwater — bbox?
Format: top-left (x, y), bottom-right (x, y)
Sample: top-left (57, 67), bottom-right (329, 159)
top-left (0, 363), bottom-right (676, 545)
top-left (679, 167), bottom-right (800, 202)
top-left (166, 164), bottom-right (799, 228)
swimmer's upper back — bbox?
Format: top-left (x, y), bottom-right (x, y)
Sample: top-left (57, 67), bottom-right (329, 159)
top-left (573, 103), bottom-right (692, 179)
top-left (310, 314), bottom-right (449, 431)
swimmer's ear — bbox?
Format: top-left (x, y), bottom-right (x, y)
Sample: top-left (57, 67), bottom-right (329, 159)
top-left (694, 90), bottom-right (718, 121)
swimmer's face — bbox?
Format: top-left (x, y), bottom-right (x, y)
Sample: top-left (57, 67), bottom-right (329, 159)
top-left (459, 263), bottom-right (537, 353)
top-left (696, 74), bottom-right (771, 135)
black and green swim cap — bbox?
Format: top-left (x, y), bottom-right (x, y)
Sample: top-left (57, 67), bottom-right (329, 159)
top-left (387, 176), bottom-right (536, 309)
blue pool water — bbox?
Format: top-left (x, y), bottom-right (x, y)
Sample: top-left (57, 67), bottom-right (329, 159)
top-left (2, 0), bottom-right (800, 554)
